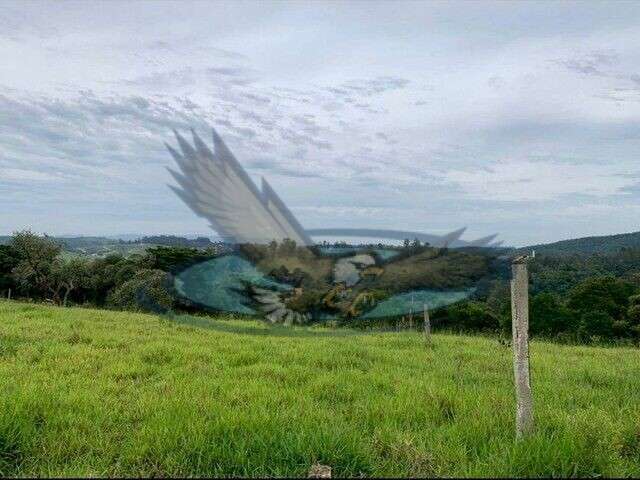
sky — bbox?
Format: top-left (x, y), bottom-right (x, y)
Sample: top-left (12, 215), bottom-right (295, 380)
top-left (1, 0), bottom-right (640, 247)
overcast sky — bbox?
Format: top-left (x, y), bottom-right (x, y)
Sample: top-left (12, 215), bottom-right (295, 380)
top-left (1, 0), bottom-right (640, 246)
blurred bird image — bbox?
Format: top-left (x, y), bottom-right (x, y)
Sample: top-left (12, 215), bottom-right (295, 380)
top-left (166, 128), bottom-right (505, 323)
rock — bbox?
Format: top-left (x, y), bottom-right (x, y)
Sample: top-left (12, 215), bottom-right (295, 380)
top-left (308, 463), bottom-right (332, 478)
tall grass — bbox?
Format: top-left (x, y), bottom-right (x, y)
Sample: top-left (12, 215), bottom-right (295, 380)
top-left (0, 300), bottom-right (638, 477)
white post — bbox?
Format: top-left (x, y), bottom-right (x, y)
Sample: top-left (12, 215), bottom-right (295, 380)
top-left (511, 257), bottom-right (534, 439)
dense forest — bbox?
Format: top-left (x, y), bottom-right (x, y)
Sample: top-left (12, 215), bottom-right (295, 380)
top-left (1, 230), bottom-right (639, 345)
top-left (522, 230), bottom-right (640, 256)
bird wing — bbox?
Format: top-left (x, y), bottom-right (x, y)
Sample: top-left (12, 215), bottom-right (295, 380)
top-left (166, 128), bottom-right (312, 245)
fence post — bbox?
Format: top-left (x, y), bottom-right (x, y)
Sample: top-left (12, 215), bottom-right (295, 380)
top-left (511, 256), bottom-right (534, 439)
top-left (7, 289), bottom-right (10, 300)
top-left (423, 303), bottom-right (431, 342)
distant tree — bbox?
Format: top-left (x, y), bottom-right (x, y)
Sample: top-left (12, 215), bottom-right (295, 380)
top-left (147, 246), bottom-right (211, 273)
top-left (10, 230), bottom-right (61, 298)
top-left (439, 301), bottom-right (500, 332)
top-left (578, 310), bottom-right (615, 340)
top-left (530, 293), bottom-right (575, 336)
top-left (0, 244), bottom-right (20, 294)
top-left (278, 239), bottom-right (297, 256)
top-left (567, 276), bottom-right (635, 320)
top-left (49, 257), bottom-right (91, 306)
top-left (267, 240), bottom-right (278, 257)
top-left (107, 269), bottom-right (174, 313)
top-left (627, 295), bottom-right (640, 332)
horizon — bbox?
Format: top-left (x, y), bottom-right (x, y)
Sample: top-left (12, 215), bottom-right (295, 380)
top-left (2, 228), bottom-right (640, 250)
top-left (2, 0), bottom-right (639, 246)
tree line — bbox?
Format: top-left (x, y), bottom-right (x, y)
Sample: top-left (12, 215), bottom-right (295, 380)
top-left (0, 231), bottom-right (216, 311)
top-left (1, 230), bottom-right (639, 344)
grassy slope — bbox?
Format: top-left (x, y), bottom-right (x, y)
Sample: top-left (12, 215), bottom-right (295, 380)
top-left (0, 301), bottom-right (639, 477)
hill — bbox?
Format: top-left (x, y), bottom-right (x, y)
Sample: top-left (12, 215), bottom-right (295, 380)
top-left (0, 235), bottom-right (222, 257)
top-left (523, 231), bottom-right (640, 257)
top-left (0, 301), bottom-right (638, 477)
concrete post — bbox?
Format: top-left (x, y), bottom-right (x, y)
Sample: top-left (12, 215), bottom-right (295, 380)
top-left (511, 258), bottom-right (534, 439)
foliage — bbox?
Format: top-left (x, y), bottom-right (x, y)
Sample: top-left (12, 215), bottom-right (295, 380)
top-left (107, 269), bottom-right (174, 313)
top-left (2, 231), bottom-right (640, 342)
top-left (48, 257), bottom-right (92, 306)
top-left (524, 231), bottom-right (640, 256)
top-left (435, 301), bottom-right (500, 332)
top-left (0, 245), bottom-right (20, 294)
top-left (567, 276), bottom-right (635, 319)
top-left (147, 246), bottom-right (215, 273)
top-left (10, 231), bottom-right (62, 298)
top-left (529, 293), bottom-right (575, 336)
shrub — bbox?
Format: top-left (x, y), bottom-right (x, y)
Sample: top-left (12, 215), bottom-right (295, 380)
top-left (107, 269), bottom-right (174, 313)
top-left (440, 301), bottom-right (500, 332)
top-left (530, 293), bottom-right (575, 336)
top-left (567, 276), bottom-right (635, 320)
top-left (578, 310), bottom-right (615, 341)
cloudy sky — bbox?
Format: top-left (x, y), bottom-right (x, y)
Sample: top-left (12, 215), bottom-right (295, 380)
top-left (1, 0), bottom-right (640, 246)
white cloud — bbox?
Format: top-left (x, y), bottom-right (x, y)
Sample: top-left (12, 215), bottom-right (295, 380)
top-left (443, 159), bottom-right (638, 201)
top-left (0, 168), bottom-right (61, 182)
top-left (0, 0), bottom-right (639, 245)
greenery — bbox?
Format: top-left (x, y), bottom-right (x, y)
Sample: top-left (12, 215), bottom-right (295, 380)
top-left (1, 231), bottom-right (640, 344)
top-left (0, 301), bottom-right (638, 477)
top-left (523, 230), bottom-right (640, 257)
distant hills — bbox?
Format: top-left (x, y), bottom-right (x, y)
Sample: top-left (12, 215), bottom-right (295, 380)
top-left (0, 234), bottom-right (222, 256)
top-left (2, 230), bottom-right (640, 257)
top-left (522, 230), bottom-right (640, 257)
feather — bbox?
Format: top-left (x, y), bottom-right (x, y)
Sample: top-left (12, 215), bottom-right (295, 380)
top-left (166, 128), bottom-right (311, 245)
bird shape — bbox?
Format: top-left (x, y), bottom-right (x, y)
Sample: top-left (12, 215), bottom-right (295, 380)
top-left (166, 128), bottom-right (506, 324)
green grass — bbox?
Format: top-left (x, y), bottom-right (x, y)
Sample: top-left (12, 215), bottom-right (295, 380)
top-left (0, 300), bottom-right (639, 477)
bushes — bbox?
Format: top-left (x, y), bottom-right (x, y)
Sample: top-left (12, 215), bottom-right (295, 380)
top-left (0, 245), bottom-right (20, 296)
top-left (567, 277), bottom-right (635, 319)
top-left (2, 232), bottom-right (183, 314)
top-left (578, 311), bottom-right (615, 340)
top-left (431, 275), bottom-right (639, 344)
top-left (530, 293), bottom-right (575, 336)
top-left (107, 269), bottom-right (174, 313)
top-left (437, 301), bottom-right (500, 332)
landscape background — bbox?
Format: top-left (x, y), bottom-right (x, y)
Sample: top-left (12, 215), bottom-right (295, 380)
top-left (2, 229), bottom-right (639, 344)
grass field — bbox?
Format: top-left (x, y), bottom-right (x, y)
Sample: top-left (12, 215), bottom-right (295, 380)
top-left (0, 300), bottom-right (639, 477)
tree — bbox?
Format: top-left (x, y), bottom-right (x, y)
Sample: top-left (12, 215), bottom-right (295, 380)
top-left (440, 301), bottom-right (500, 332)
top-left (10, 230), bottom-right (61, 298)
top-left (0, 244), bottom-right (20, 294)
top-left (277, 239), bottom-right (297, 256)
top-left (49, 257), bottom-right (91, 306)
top-left (567, 276), bottom-right (635, 320)
top-left (107, 269), bottom-right (174, 313)
top-left (147, 246), bottom-right (211, 273)
top-left (530, 293), bottom-right (575, 336)
top-left (627, 296), bottom-right (640, 334)
top-left (578, 310), bottom-right (615, 340)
